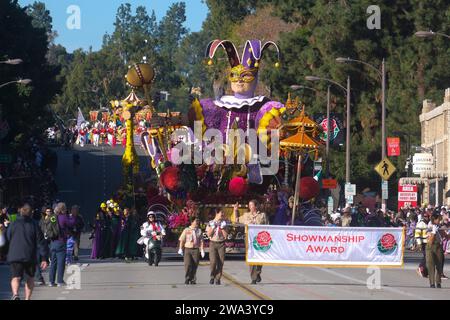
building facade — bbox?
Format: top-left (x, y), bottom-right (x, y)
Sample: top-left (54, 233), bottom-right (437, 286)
top-left (413, 88), bottom-right (450, 206)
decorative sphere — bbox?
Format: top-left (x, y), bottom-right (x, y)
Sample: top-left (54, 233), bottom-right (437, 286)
top-left (229, 177), bottom-right (248, 197)
top-left (126, 63), bottom-right (155, 88)
top-left (275, 62), bottom-right (280, 68)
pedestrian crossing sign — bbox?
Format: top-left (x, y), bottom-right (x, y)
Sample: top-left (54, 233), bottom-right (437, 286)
top-left (374, 157), bottom-right (396, 180)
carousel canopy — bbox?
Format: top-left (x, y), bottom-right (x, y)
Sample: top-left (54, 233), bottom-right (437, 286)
top-left (123, 90), bottom-right (145, 106)
top-left (280, 128), bottom-right (321, 149)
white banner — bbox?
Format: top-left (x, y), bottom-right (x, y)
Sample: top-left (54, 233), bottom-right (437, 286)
top-left (246, 225), bottom-right (405, 267)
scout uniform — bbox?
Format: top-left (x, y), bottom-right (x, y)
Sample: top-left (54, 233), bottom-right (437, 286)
top-left (426, 223), bottom-right (444, 287)
top-left (179, 226), bottom-right (203, 284)
top-left (236, 211), bottom-right (268, 283)
top-left (206, 219), bottom-right (228, 284)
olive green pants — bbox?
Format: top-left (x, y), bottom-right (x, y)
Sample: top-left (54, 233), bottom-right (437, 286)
top-left (426, 242), bottom-right (444, 286)
top-left (209, 241), bottom-right (225, 281)
top-left (250, 265), bottom-right (263, 281)
top-left (184, 248), bottom-right (200, 282)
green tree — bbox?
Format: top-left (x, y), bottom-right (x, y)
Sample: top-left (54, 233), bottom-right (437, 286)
top-left (0, 0), bottom-right (60, 147)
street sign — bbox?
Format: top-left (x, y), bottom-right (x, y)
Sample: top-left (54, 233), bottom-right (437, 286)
top-left (413, 164), bottom-right (433, 174)
top-left (412, 153), bottom-right (433, 174)
top-left (382, 181), bottom-right (388, 200)
top-left (398, 183), bottom-right (417, 211)
top-left (374, 157), bottom-right (396, 180)
top-left (346, 196), bottom-right (354, 204)
top-left (387, 137), bottom-right (400, 156)
top-left (412, 153), bottom-right (433, 164)
top-left (345, 183), bottom-right (356, 197)
top-left (0, 154), bottom-right (12, 164)
top-left (322, 179), bottom-right (337, 189)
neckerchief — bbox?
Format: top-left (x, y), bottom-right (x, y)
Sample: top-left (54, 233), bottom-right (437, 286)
top-left (150, 222), bottom-right (160, 240)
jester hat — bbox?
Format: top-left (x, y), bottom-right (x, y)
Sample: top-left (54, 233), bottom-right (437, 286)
top-left (206, 39), bottom-right (281, 76)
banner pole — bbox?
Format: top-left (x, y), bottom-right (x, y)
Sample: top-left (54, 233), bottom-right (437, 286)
top-left (292, 154), bottom-right (302, 225)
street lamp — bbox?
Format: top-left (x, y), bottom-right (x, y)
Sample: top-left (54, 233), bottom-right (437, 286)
top-left (306, 75), bottom-right (351, 185)
top-left (336, 56), bottom-right (387, 208)
top-left (290, 84), bottom-right (318, 92)
top-left (414, 30), bottom-right (450, 39)
top-left (0, 59), bottom-right (23, 65)
top-left (0, 79), bottom-right (32, 89)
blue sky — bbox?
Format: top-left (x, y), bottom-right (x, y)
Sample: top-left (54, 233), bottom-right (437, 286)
top-left (18, 0), bottom-right (208, 52)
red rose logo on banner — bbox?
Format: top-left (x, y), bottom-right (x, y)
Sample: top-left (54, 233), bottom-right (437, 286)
top-left (253, 231), bottom-right (273, 252)
top-left (377, 233), bottom-right (398, 254)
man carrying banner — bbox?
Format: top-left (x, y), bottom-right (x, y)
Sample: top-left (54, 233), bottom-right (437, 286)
top-left (233, 200), bottom-right (268, 285)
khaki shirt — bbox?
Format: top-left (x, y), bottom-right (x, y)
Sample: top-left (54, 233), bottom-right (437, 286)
top-left (206, 219), bottom-right (227, 242)
top-left (236, 211), bottom-right (268, 225)
top-left (179, 227), bottom-right (203, 248)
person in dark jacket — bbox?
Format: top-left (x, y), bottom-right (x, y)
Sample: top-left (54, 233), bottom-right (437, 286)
top-left (6, 203), bottom-right (49, 300)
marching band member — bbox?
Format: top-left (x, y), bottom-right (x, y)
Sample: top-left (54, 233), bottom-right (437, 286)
top-left (107, 122), bottom-right (116, 147)
top-left (78, 124), bottom-right (87, 147)
top-left (100, 124), bottom-right (107, 145)
top-left (92, 122), bottom-right (100, 147)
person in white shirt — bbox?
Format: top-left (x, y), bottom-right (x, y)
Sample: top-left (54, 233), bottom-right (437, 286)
top-left (140, 212), bottom-right (166, 266)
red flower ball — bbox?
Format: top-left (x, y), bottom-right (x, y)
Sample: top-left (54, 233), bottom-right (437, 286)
top-left (256, 231), bottom-right (272, 247)
top-left (160, 166), bottom-right (179, 191)
top-left (298, 177), bottom-right (320, 200)
top-left (228, 177), bottom-right (248, 197)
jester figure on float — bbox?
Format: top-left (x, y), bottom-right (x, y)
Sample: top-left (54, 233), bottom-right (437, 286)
top-left (189, 39), bottom-right (286, 186)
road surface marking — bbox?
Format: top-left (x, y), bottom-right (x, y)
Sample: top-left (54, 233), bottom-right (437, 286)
top-left (222, 272), bottom-right (271, 300)
top-left (316, 267), bottom-right (427, 300)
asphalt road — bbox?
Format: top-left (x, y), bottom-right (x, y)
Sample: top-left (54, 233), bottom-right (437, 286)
top-left (1, 143), bottom-right (449, 300)
top-left (0, 236), bottom-right (449, 300)
top-left (53, 144), bottom-right (150, 223)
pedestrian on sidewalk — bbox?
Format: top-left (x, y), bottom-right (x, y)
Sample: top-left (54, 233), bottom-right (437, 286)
top-left (178, 216), bottom-right (205, 285)
top-left (206, 208), bottom-right (228, 285)
top-left (48, 202), bottom-right (75, 287)
top-left (233, 200), bottom-right (268, 285)
top-left (6, 203), bottom-right (49, 300)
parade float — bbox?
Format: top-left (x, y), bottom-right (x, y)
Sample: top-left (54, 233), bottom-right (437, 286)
top-left (134, 39), bottom-right (323, 253)
top-left (93, 39), bottom-right (325, 254)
